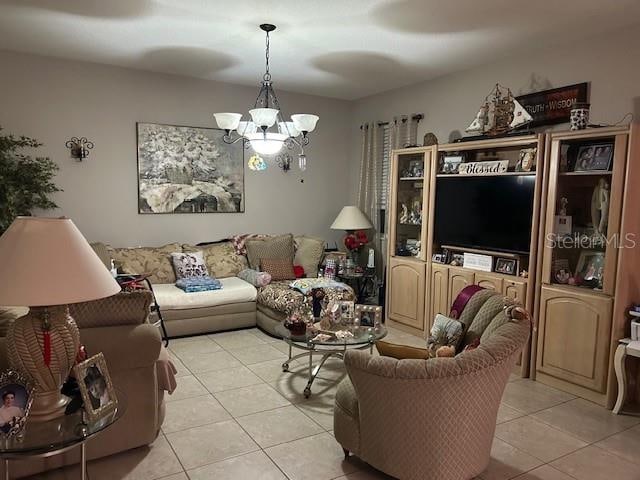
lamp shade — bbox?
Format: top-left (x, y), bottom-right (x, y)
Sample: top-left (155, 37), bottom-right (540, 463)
top-left (291, 114), bottom-right (319, 133)
top-left (236, 121), bottom-right (258, 136)
top-left (330, 206), bottom-right (373, 231)
top-left (278, 121), bottom-right (301, 138)
top-left (0, 217), bottom-right (121, 306)
top-left (213, 112), bottom-right (242, 130)
top-left (249, 108), bottom-right (279, 128)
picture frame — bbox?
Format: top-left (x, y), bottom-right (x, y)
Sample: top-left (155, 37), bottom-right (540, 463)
top-left (74, 353), bottom-right (118, 421)
top-left (441, 155), bottom-right (463, 174)
top-left (449, 253), bottom-right (464, 266)
top-left (495, 258), bottom-right (517, 276)
top-left (576, 250), bottom-right (605, 288)
top-left (338, 301), bottom-right (355, 321)
top-left (136, 122), bottom-right (245, 214)
top-left (574, 143), bottom-right (613, 172)
top-left (354, 304), bottom-right (382, 328)
top-left (552, 258), bottom-right (571, 284)
top-left (0, 370), bottom-right (34, 437)
top-left (432, 253), bottom-right (447, 264)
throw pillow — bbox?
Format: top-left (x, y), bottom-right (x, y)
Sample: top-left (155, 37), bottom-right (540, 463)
top-left (293, 265), bottom-right (305, 278)
top-left (260, 258), bottom-right (296, 281)
top-left (293, 236), bottom-right (325, 278)
top-left (183, 242), bottom-right (248, 278)
top-left (237, 268), bottom-right (272, 287)
top-left (171, 251), bottom-right (209, 279)
top-left (230, 233), bottom-right (272, 255)
top-left (426, 313), bottom-right (464, 356)
top-left (245, 234), bottom-right (295, 270)
top-left (375, 340), bottom-right (430, 360)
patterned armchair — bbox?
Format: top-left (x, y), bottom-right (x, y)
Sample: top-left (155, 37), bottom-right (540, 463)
top-left (334, 291), bottom-right (531, 480)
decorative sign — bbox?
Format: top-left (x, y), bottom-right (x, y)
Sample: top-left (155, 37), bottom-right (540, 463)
top-left (516, 83), bottom-right (589, 127)
top-left (463, 253), bottom-right (493, 272)
top-left (458, 160), bottom-right (508, 175)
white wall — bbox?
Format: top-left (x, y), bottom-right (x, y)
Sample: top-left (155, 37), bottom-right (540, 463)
top-left (0, 51), bottom-right (353, 246)
top-left (350, 26), bottom-right (640, 200)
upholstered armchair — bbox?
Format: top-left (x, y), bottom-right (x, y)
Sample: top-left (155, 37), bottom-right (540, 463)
top-left (334, 290), bottom-right (531, 480)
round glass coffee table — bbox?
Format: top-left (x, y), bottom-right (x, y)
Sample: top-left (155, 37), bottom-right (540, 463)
top-left (275, 323), bottom-right (387, 398)
top-left (0, 392), bottom-right (126, 479)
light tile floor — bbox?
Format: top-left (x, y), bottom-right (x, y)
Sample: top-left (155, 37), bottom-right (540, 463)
top-left (32, 326), bottom-right (640, 480)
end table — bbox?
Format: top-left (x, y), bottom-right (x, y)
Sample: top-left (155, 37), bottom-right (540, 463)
top-left (336, 271), bottom-right (376, 304)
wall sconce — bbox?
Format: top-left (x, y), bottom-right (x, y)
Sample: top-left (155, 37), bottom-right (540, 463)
top-left (65, 137), bottom-right (94, 161)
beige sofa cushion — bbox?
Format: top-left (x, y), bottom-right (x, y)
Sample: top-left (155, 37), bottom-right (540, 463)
top-left (183, 242), bottom-right (248, 278)
top-left (69, 291), bottom-right (152, 328)
top-left (245, 234), bottom-right (294, 270)
top-left (153, 277), bottom-right (257, 311)
top-left (293, 236), bottom-right (325, 277)
top-left (110, 243), bottom-right (181, 284)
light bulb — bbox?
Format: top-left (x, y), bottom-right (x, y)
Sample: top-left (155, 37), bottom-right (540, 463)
top-left (298, 154), bottom-right (307, 171)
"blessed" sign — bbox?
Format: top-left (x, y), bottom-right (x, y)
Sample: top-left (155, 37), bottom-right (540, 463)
top-left (458, 160), bottom-right (509, 175)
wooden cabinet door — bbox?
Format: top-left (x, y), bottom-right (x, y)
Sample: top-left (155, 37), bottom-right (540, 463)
top-left (536, 285), bottom-right (613, 392)
top-left (447, 268), bottom-right (475, 309)
top-left (503, 279), bottom-right (527, 305)
top-left (474, 272), bottom-right (503, 292)
top-left (429, 264), bottom-right (449, 328)
top-left (387, 258), bottom-right (426, 330)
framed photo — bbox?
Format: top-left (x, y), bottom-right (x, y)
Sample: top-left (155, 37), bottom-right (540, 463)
top-left (354, 304), bottom-right (382, 328)
top-left (74, 353), bottom-right (118, 421)
top-left (136, 122), bottom-right (245, 214)
top-left (449, 253), bottom-right (464, 266)
top-left (441, 155), bottom-right (463, 174)
top-left (495, 258), bottom-right (517, 276)
top-left (338, 301), bottom-right (355, 320)
top-left (576, 250), bottom-right (605, 288)
top-left (432, 253), bottom-right (447, 264)
top-left (552, 258), bottom-right (571, 284)
top-left (574, 144), bottom-right (613, 172)
top-left (0, 370), bottom-right (34, 437)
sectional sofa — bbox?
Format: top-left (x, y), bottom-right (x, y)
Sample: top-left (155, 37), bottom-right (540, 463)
top-left (92, 234), bottom-right (354, 338)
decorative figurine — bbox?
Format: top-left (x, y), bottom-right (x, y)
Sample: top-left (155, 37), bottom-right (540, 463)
top-left (591, 178), bottom-right (610, 236)
top-left (400, 203), bottom-right (409, 223)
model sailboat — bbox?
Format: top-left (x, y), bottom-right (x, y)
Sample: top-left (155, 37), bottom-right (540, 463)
top-left (467, 84), bottom-right (533, 136)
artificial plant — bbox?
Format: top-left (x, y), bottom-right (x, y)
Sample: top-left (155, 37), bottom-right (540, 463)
top-left (0, 127), bottom-right (61, 234)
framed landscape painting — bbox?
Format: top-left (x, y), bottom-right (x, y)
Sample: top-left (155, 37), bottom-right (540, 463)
top-left (136, 122), bottom-right (244, 214)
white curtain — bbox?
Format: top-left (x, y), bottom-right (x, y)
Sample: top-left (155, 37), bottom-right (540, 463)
top-left (357, 122), bottom-right (383, 233)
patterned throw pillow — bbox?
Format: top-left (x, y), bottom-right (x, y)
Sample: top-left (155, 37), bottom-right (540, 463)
top-left (230, 234), bottom-right (272, 255)
top-left (183, 242), bottom-right (248, 278)
top-left (245, 234), bottom-right (295, 270)
top-left (237, 268), bottom-right (272, 287)
top-left (260, 258), bottom-right (296, 281)
top-left (375, 341), bottom-right (430, 359)
top-left (171, 251), bottom-right (209, 279)
top-left (109, 243), bottom-right (182, 284)
top-left (426, 313), bottom-right (464, 356)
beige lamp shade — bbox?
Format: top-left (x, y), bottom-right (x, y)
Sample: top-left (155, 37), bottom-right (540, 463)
top-left (0, 217), bottom-right (121, 306)
top-left (330, 206), bottom-right (373, 231)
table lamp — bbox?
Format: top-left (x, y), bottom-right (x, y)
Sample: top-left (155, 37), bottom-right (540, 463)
top-left (330, 206), bottom-right (373, 262)
top-left (0, 217), bottom-right (121, 421)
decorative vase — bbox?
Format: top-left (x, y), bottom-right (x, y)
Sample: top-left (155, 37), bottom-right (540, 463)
top-left (7, 305), bottom-right (80, 421)
top-left (570, 103), bottom-right (590, 130)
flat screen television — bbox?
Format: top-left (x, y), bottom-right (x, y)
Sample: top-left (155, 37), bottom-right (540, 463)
top-left (434, 175), bottom-right (536, 255)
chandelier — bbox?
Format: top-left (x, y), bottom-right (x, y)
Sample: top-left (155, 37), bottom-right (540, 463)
top-left (213, 24), bottom-right (319, 171)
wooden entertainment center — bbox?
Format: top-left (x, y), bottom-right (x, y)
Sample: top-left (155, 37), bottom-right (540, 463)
top-left (385, 126), bottom-right (640, 407)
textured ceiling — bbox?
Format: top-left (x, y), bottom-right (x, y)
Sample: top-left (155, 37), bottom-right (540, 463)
top-left (0, 0), bottom-right (639, 99)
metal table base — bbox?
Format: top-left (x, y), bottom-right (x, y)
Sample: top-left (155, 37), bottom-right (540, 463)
top-left (282, 340), bottom-right (375, 398)
top-left (3, 440), bottom-right (87, 480)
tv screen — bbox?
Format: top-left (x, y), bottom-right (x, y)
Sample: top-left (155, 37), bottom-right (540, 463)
top-left (434, 175), bottom-right (536, 254)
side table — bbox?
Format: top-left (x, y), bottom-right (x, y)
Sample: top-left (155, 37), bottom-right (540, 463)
top-left (336, 271), bottom-right (376, 304)
top-left (613, 338), bottom-right (640, 414)
top-left (0, 391), bottom-right (125, 479)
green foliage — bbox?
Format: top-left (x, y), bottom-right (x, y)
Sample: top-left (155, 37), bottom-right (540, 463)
top-left (0, 126), bottom-right (61, 233)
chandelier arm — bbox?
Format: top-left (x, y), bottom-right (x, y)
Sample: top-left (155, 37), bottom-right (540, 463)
top-left (222, 132), bottom-right (246, 145)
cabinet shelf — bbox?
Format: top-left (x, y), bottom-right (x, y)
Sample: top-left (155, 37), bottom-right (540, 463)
top-left (558, 171), bottom-right (612, 176)
top-left (399, 177), bottom-right (424, 181)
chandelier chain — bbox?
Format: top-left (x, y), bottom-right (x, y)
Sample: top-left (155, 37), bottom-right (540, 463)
top-left (263, 30), bottom-right (271, 82)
